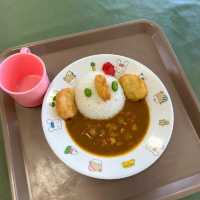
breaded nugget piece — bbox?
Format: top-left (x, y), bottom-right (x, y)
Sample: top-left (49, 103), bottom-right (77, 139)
top-left (95, 74), bottom-right (111, 101)
top-left (56, 88), bottom-right (77, 119)
top-left (119, 74), bottom-right (147, 101)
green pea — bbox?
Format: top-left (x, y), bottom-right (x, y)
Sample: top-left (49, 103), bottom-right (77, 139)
top-left (112, 81), bottom-right (118, 92)
top-left (84, 88), bottom-right (92, 97)
top-left (51, 102), bottom-right (55, 107)
top-left (53, 96), bottom-right (56, 101)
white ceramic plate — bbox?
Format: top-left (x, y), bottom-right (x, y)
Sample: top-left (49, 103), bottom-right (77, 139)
top-left (41, 54), bottom-right (174, 179)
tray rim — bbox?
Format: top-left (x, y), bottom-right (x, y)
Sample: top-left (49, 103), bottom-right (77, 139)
top-left (0, 19), bottom-right (200, 200)
top-left (0, 95), bottom-right (30, 200)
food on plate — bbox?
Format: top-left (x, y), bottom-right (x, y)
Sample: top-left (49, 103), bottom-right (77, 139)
top-left (111, 81), bottom-right (118, 92)
top-left (119, 74), bottom-right (147, 101)
top-left (55, 88), bottom-right (77, 120)
top-left (55, 62), bottom-right (150, 156)
top-left (75, 72), bottom-right (125, 120)
top-left (95, 74), bottom-right (111, 101)
top-left (102, 62), bottom-right (115, 76)
top-left (84, 88), bottom-right (92, 97)
top-left (66, 99), bottom-right (149, 156)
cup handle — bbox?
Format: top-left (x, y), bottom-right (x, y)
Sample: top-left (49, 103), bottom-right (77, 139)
top-left (20, 47), bottom-right (31, 54)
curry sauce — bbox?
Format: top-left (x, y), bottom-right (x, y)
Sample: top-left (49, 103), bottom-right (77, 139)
top-left (66, 99), bottom-right (149, 156)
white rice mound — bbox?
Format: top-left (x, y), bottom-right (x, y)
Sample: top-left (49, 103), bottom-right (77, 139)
top-left (75, 72), bottom-right (125, 120)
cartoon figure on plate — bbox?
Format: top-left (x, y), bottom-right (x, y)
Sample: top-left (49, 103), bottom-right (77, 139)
top-left (88, 159), bottom-right (102, 172)
top-left (64, 145), bottom-right (78, 155)
top-left (153, 91), bottom-right (168, 104)
top-left (49, 95), bottom-right (56, 107)
top-left (90, 62), bottom-right (96, 71)
top-left (49, 90), bottom-right (58, 107)
top-left (139, 73), bottom-right (145, 80)
top-left (63, 70), bottom-right (76, 83)
top-left (46, 119), bottom-right (62, 132)
top-left (146, 136), bottom-right (165, 156)
top-left (159, 119), bottom-right (170, 126)
top-left (114, 59), bottom-right (129, 77)
top-left (122, 159), bottom-right (135, 168)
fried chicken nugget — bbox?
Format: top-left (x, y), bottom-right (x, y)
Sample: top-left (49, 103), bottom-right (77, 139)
top-left (119, 74), bottom-right (147, 101)
top-left (95, 74), bottom-right (111, 101)
top-left (56, 88), bottom-right (77, 119)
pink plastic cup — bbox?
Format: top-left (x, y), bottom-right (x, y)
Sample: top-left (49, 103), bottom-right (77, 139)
top-left (0, 47), bottom-right (49, 107)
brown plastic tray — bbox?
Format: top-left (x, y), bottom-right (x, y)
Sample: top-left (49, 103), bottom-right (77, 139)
top-left (0, 20), bottom-right (200, 200)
